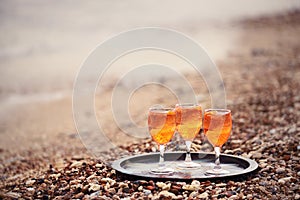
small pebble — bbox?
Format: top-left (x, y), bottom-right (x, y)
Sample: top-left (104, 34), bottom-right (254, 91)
top-left (107, 188), bottom-right (116, 194)
top-left (189, 191), bottom-right (198, 198)
top-left (70, 161), bottom-right (83, 168)
top-left (269, 129), bottom-right (276, 134)
top-left (27, 188), bottom-right (35, 192)
top-left (191, 180), bottom-right (200, 186)
top-left (260, 163), bottom-right (268, 168)
top-left (101, 177), bottom-right (113, 183)
top-left (138, 186), bottom-right (143, 191)
top-left (182, 184), bottom-right (200, 191)
top-left (90, 191), bottom-right (100, 197)
top-left (252, 177), bottom-right (259, 182)
top-left (159, 190), bottom-right (176, 198)
top-left (122, 187), bottom-right (130, 193)
top-left (288, 126), bottom-right (296, 134)
top-left (143, 189), bottom-right (151, 196)
top-left (252, 152), bottom-right (262, 159)
top-left (89, 183), bottom-right (101, 192)
top-left (278, 177), bottom-right (292, 184)
top-left (5, 192), bottom-right (21, 199)
top-left (146, 185), bottom-right (155, 190)
top-left (275, 168), bottom-right (285, 174)
top-left (156, 182), bottom-right (166, 188)
top-left (25, 179), bottom-right (36, 186)
top-left (119, 182), bottom-right (128, 188)
top-left (198, 192), bottom-right (209, 199)
top-left (267, 157), bottom-right (276, 162)
top-left (229, 195), bottom-right (239, 200)
top-left (73, 192), bottom-right (84, 199)
top-left (216, 183), bottom-right (227, 187)
top-left (95, 163), bottom-right (103, 168)
top-left (49, 173), bottom-right (61, 180)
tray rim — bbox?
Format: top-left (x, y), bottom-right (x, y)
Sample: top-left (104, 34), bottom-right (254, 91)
top-left (111, 151), bottom-right (258, 180)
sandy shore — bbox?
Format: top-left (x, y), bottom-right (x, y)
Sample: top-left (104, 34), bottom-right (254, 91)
top-left (1, 7), bottom-right (300, 200)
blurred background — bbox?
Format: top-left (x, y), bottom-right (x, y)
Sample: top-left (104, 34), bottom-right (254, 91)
top-left (0, 0), bottom-right (299, 153)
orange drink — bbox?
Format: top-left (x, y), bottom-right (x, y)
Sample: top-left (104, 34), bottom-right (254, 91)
top-left (175, 105), bottom-right (202, 141)
top-left (203, 109), bottom-right (232, 175)
top-left (203, 109), bottom-right (232, 147)
top-left (148, 109), bottom-right (176, 145)
top-left (175, 103), bottom-right (202, 169)
top-left (148, 107), bottom-right (176, 175)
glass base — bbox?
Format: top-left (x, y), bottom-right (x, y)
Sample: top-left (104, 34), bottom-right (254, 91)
top-left (177, 161), bottom-right (201, 169)
top-left (205, 168), bottom-right (229, 175)
top-left (150, 167), bottom-right (174, 175)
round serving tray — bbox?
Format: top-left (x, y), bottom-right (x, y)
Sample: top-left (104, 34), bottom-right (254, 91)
top-left (112, 152), bottom-right (258, 181)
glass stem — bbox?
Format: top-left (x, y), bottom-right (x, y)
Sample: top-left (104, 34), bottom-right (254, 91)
top-left (185, 141), bottom-right (192, 162)
top-left (214, 146), bottom-right (222, 170)
top-left (158, 144), bottom-right (165, 168)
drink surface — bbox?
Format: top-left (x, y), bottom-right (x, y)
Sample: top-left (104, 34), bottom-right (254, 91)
top-left (148, 109), bottom-right (176, 145)
top-left (176, 105), bottom-right (202, 141)
top-left (203, 110), bottom-right (232, 147)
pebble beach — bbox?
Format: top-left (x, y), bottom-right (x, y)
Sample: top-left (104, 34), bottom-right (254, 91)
top-left (1, 4), bottom-right (300, 200)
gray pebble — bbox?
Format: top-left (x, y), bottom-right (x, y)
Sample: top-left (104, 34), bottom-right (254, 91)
top-left (143, 189), bottom-right (151, 196)
top-left (276, 168), bottom-right (285, 174)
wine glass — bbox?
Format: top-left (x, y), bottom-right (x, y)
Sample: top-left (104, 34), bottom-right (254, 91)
top-left (148, 107), bottom-right (176, 174)
top-left (175, 103), bottom-right (202, 169)
top-left (203, 109), bottom-right (232, 175)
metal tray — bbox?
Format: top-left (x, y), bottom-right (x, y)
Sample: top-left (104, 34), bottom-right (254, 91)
top-left (112, 152), bottom-right (258, 181)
